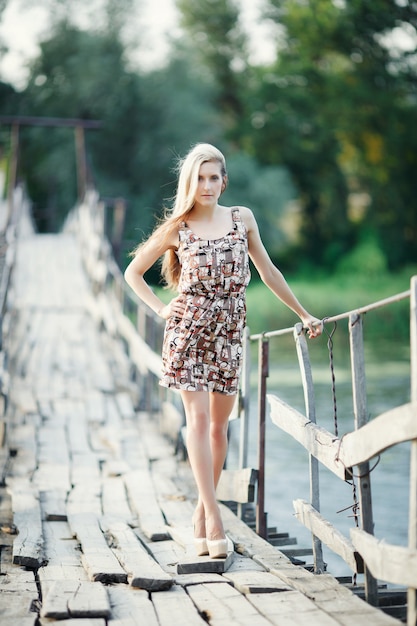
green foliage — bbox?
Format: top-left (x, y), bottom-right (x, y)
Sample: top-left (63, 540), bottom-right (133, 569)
top-left (222, 151), bottom-right (296, 259)
top-left (176, 0), bottom-right (249, 138)
top-left (336, 235), bottom-right (387, 277)
top-left (245, 268), bottom-right (414, 346)
top-left (0, 0), bottom-right (416, 274)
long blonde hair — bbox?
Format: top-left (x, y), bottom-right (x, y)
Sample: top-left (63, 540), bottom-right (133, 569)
top-left (138, 143), bottom-right (228, 290)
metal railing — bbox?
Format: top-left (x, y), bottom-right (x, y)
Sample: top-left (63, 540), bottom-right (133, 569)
top-left (243, 278), bottom-right (416, 621)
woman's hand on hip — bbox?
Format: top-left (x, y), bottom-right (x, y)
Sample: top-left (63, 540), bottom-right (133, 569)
top-left (160, 295), bottom-right (186, 320)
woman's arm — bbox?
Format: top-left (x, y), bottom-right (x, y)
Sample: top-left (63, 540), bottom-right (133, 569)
top-left (241, 206), bottom-right (322, 338)
top-left (124, 231), bottom-right (179, 319)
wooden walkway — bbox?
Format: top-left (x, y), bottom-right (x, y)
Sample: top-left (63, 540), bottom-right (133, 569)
top-left (0, 224), bottom-right (402, 625)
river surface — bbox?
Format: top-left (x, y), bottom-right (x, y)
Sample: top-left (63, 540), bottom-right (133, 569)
top-left (228, 336), bottom-right (411, 580)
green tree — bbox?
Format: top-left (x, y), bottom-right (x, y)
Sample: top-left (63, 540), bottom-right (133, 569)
top-left (176, 0), bottom-right (249, 141)
top-left (17, 20), bottom-right (142, 230)
top-left (260, 0), bottom-right (417, 269)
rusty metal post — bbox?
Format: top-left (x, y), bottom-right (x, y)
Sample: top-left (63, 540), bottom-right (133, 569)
top-left (256, 335), bottom-right (269, 539)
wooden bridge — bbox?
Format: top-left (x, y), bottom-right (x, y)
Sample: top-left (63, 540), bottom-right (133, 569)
top-left (0, 187), bottom-right (415, 625)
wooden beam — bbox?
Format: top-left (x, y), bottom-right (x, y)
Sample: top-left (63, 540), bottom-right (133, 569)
top-left (216, 467), bottom-right (258, 504)
top-left (293, 499), bottom-right (364, 574)
top-left (0, 115), bottom-right (102, 129)
top-left (338, 402), bottom-right (417, 467)
top-left (351, 528), bottom-right (417, 588)
top-left (269, 394), bottom-right (417, 480)
top-left (117, 313), bottom-right (162, 377)
top-left (267, 394), bottom-right (347, 480)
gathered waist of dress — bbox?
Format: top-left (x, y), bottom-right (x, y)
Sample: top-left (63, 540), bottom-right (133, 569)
top-left (181, 285), bottom-right (246, 300)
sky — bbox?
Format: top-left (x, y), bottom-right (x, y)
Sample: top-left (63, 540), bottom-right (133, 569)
top-left (0, 0), bottom-right (278, 89)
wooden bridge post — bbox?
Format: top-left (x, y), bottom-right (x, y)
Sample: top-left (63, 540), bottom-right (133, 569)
top-left (6, 122), bottom-right (19, 228)
top-left (256, 335), bottom-right (268, 539)
top-left (349, 312), bottom-right (378, 606)
top-left (408, 275), bottom-right (417, 626)
top-left (294, 323), bottom-right (325, 573)
top-left (75, 125), bottom-right (88, 202)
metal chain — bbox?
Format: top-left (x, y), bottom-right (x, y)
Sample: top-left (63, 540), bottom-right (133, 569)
top-left (324, 318), bottom-right (361, 565)
top-left (323, 320), bottom-right (339, 437)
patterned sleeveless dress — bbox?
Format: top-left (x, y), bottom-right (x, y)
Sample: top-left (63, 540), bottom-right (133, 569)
top-left (160, 207), bottom-right (250, 395)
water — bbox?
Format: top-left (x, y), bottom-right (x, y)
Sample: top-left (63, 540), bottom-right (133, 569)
top-left (228, 340), bottom-right (411, 580)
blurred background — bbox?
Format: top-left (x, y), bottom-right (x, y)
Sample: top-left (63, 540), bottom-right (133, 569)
top-left (0, 0), bottom-right (416, 329)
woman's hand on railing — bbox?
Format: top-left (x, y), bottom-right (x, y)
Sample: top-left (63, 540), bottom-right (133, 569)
top-left (301, 316), bottom-right (323, 339)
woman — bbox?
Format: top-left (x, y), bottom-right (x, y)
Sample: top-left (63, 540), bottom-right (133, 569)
top-left (124, 143), bottom-right (322, 559)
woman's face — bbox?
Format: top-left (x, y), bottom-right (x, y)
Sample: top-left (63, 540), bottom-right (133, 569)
top-left (194, 160), bottom-right (225, 208)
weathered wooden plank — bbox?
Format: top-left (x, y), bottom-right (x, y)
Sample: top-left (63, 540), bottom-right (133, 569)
top-left (338, 402), bottom-right (417, 467)
top-left (124, 469), bottom-right (169, 540)
top-left (33, 461), bottom-right (71, 492)
top-left (351, 527), bottom-right (417, 588)
top-left (39, 617), bottom-right (107, 626)
top-left (6, 423), bottom-right (37, 478)
top-left (34, 422), bottom-right (71, 491)
top-left (216, 467), bottom-right (258, 504)
top-left (115, 391), bottom-right (136, 420)
top-left (70, 452), bottom-right (101, 486)
top-left (139, 413), bottom-right (176, 461)
top-left (248, 590), bottom-right (339, 626)
top-left (67, 482), bottom-right (102, 517)
top-left (68, 512), bottom-right (127, 583)
top-left (107, 585), bottom-right (159, 626)
top-left (38, 520), bottom-right (89, 598)
top-left (219, 502), bottom-right (291, 565)
top-left (40, 489), bottom-right (68, 521)
top-left (101, 476), bottom-right (133, 521)
top-left (85, 389), bottom-right (107, 424)
top-left (168, 525), bottom-right (234, 575)
top-left (224, 569), bottom-right (290, 594)
top-left (151, 584), bottom-right (208, 625)
top-left (141, 537), bottom-right (186, 575)
top-left (10, 479), bottom-right (44, 567)
top-left (302, 586), bottom-right (401, 626)
top-left (40, 580), bottom-right (110, 619)
top-left (150, 470), bottom-right (195, 530)
top-left (267, 394), bottom-right (347, 480)
top-left (0, 565), bottom-right (39, 625)
top-left (187, 582), bottom-right (272, 625)
top-left (100, 518), bottom-right (173, 590)
top-left (293, 499), bottom-right (364, 573)
top-left (220, 503), bottom-right (398, 624)
top-left (269, 396), bottom-right (417, 540)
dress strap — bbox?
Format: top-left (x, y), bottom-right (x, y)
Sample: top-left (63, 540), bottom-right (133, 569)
top-left (231, 207), bottom-right (241, 222)
top-left (231, 207), bottom-right (247, 236)
top-left (178, 221), bottom-right (189, 243)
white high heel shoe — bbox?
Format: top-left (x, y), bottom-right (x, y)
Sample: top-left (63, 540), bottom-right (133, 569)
top-left (194, 537), bottom-right (209, 556)
top-left (207, 537), bottom-right (228, 559)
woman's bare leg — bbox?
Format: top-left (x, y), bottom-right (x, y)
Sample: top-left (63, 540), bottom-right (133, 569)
top-left (181, 390), bottom-right (236, 541)
top-left (209, 392), bottom-right (236, 488)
